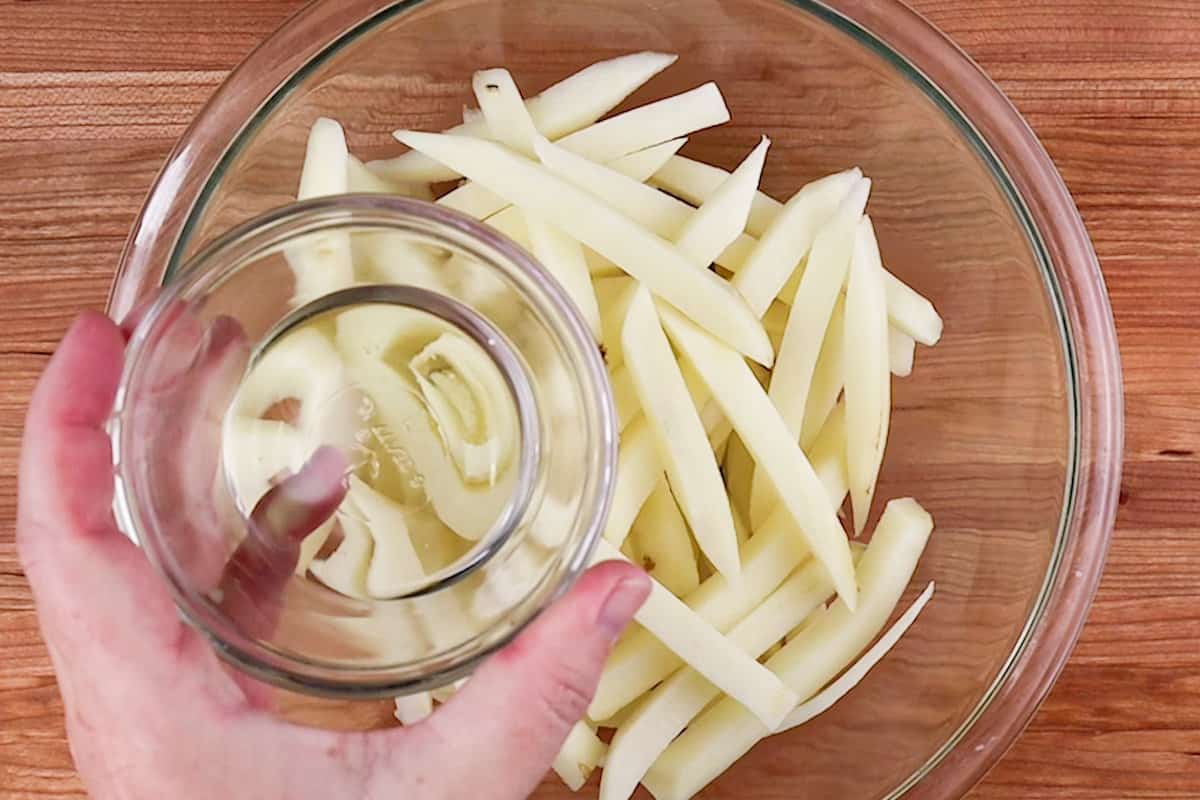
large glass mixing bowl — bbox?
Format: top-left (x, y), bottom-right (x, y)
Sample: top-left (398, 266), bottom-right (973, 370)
top-left (107, 1), bottom-right (1123, 797)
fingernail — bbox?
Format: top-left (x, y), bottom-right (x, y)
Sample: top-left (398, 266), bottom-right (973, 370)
top-left (597, 575), bottom-right (650, 641)
top-left (285, 447), bottom-right (348, 504)
top-left (252, 447), bottom-right (348, 544)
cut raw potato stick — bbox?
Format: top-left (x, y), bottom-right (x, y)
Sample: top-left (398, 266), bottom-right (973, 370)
top-left (593, 273), bottom-right (635, 309)
top-left (463, 50), bottom-right (679, 135)
top-left (443, 77), bottom-right (713, 221)
top-left (525, 490), bottom-right (581, 551)
top-left (232, 327), bottom-right (349, 432)
top-left (843, 217), bottom-right (892, 535)
top-left (604, 390), bottom-right (731, 552)
top-left (767, 178), bottom-right (870, 437)
top-left (700, 398), bottom-right (856, 596)
top-left (410, 332), bottom-right (519, 484)
top-left (631, 480), bottom-right (702, 597)
top-left (443, 136), bottom-right (686, 221)
top-left (348, 477), bottom-right (428, 599)
top-left (622, 286), bottom-right (740, 578)
top-left (534, 136), bottom-right (758, 272)
top-left (655, 155), bottom-right (943, 341)
top-left (411, 584), bottom-right (478, 652)
top-left (748, 179), bottom-right (869, 526)
top-left (603, 415), bottom-right (662, 547)
top-left (349, 487), bottom-right (476, 649)
top-left (222, 417), bottom-right (311, 511)
top-left (677, 365), bottom-right (735, 457)
top-left (643, 498), bottom-right (934, 800)
top-left (484, 205), bottom-right (531, 247)
top-left (395, 131), bottom-right (773, 365)
top-left (889, 327), bottom-right (916, 377)
top-left (591, 540), bottom-right (799, 729)
top-left (595, 276), bottom-right (637, 368)
top-left (290, 118), bottom-right (353, 303)
top-left (613, 138), bottom-right (691, 181)
top-left (509, 51), bottom-right (683, 128)
top-left (671, 136), bottom-right (770, 268)
top-left (600, 557), bottom-right (832, 800)
top-left (298, 117), bottom-right (350, 200)
top-left (346, 357), bottom-right (515, 541)
top-left (535, 136), bottom-right (691, 240)
top-left (660, 307), bottom-right (857, 610)
top-left (310, 509), bottom-right (373, 599)
top-left (651, 154), bottom-right (784, 238)
top-left (346, 155), bottom-right (432, 200)
top-left (346, 154), bottom-right (393, 193)
top-left (335, 302), bottom-right (449, 366)
top-left (554, 721), bottom-right (609, 791)
top-left (608, 363), bottom-right (641, 432)
top-left (775, 581), bottom-right (935, 734)
top-left (394, 692), bottom-right (434, 726)
top-left (807, 400), bottom-right (851, 509)
top-left (779, 262), bottom-right (944, 350)
top-left (369, 51), bottom-right (679, 183)
top-left (405, 508), bottom-right (473, 576)
top-left (591, 701), bottom-right (637, 731)
top-left (799, 296), bottom-right (847, 450)
top-left (554, 81), bottom-right (729, 166)
top-left (525, 212), bottom-right (603, 339)
top-left (471, 61), bottom-right (599, 341)
top-left (352, 231), bottom-right (449, 289)
top-left (470, 544), bottom-right (547, 621)
top-left (806, 311), bottom-right (927, 457)
top-left (731, 167), bottom-right (862, 317)
top-left (590, 509), bottom-right (812, 722)
top-left (471, 68), bottom-right (539, 157)
top-left (885, 272), bottom-right (944, 345)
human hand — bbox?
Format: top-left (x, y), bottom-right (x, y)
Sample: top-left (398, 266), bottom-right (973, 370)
top-left (18, 311), bottom-right (650, 800)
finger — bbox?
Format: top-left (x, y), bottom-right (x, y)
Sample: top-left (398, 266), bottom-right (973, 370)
top-left (217, 446), bottom-right (348, 639)
top-left (214, 446), bottom-right (347, 708)
top-left (401, 560), bottom-right (650, 799)
top-left (142, 315), bottom-right (251, 584)
top-left (20, 311), bottom-right (126, 548)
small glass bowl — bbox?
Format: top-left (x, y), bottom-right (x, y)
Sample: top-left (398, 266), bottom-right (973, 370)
top-left (110, 195), bottom-right (616, 697)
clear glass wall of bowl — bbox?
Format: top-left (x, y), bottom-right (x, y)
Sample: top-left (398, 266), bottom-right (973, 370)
top-left (110, 0), bottom-right (1121, 797)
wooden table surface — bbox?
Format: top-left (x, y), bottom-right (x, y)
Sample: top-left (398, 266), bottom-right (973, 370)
top-left (2, 1), bottom-right (1198, 797)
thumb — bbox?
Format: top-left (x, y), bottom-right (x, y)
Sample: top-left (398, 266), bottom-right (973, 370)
top-left (420, 559), bottom-right (649, 798)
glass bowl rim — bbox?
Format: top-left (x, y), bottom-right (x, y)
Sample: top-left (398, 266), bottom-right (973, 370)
top-left (106, 0), bottom-right (1125, 796)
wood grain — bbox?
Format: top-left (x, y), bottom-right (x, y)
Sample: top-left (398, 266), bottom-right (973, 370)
top-left (1, 1), bottom-right (1198, 798)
